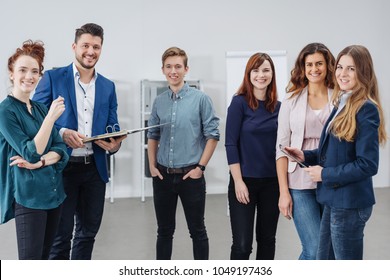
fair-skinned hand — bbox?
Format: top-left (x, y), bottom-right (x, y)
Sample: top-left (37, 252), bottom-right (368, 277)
top-left (149, 165), bottom-right (163, 180)
top-left (304, 165), bottom-right (323, 182)
top-left (9, 155), bottom-right (41, 170)
top-left (278, 191), bottom-right (292, 220)
top-left (233, 179), bottom-right (250, 204)
top-left (284, 146), bottom-right (305, 163)
top-left (62, 129), bottom-right (85, 149)
top-left (183, 167), bottom-right (203, 181)
top-left (46, 96), bottom-right (66, 122)
top-left (94, 135), bottom-right (127, 153)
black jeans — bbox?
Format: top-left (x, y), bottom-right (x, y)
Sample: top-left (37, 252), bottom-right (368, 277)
top-left (49, 161), bottom-right (106, 260)
top-left (152, 171), bottom-right (208, 260)
top-left (14, 202), bottom-right (62, 260)
top-left (228, 175), bottom-right (280, 260)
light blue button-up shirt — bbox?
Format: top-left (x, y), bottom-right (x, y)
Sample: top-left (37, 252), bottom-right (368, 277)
top-left (147, 83), bottom-right (220, 168)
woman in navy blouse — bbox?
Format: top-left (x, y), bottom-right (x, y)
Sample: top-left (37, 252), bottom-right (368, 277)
top-left (0, 40), bottom-right (68, 259)
top-left (225, 53), bottom-right (281, 260)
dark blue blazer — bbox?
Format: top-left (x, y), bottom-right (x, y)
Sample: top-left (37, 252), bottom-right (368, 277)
top-left (32, 64), bottom-right (119, 183)
top-left (304, 100), bottom-right (380, 209)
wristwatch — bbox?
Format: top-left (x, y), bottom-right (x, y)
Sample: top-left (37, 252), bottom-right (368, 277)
top-left (40, 156), bottom-right (46, 168)
top-left (197, 164), bottom-right (206, 171)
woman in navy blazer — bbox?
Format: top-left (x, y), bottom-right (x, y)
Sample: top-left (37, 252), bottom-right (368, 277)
top-left (286, 45), bottom-right (387, 259)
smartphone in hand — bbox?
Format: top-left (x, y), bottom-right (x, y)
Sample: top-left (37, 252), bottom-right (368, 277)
top-left (279, 145), bottom-right (308, 168)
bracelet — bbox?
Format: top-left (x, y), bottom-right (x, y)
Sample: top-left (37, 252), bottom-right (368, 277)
top-left (40, 157), bottom-right (46, 168)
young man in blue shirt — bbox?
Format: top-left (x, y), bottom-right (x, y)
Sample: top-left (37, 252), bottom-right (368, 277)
top-left (147, 47), bottom-right (220, 260)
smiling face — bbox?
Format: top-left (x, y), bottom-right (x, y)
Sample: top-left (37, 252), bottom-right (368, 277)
top-left (162, 55), bottom-right (189, 92)
top-left (335, 54), bottom-right (357, 91)
top-left (250, 59), bottom-right (273, 92)
top-left (304, 52), bottom-right (327, 85)
top-left (9, 55), bottom-right (40, 96)
top-left (73, 33), bottom-right (102, 70)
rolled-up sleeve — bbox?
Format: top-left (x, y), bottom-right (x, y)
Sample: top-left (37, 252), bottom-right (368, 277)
top-left (147, 98), bottom-right (161, 141)
top-left (201, 95), bottom-right (220, 141)
top-left (0, 108), bottom-right (41, 163)
top-left (49, 128), bottom-right (69, 172)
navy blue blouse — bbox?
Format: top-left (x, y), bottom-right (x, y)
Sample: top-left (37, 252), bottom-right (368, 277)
top-left (225, 95), bottom-right (280, 178)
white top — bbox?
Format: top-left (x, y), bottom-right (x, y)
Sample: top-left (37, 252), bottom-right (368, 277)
top-left (70, 63), bottom-right (96, 157)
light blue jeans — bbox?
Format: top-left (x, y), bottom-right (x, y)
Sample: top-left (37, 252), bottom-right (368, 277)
top-left (290, 189), bottom-right (322, 260)
top-left (316, 205), bottom-right (372, 260)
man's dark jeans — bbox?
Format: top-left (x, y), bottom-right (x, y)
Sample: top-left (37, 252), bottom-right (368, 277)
top-left (152, 171), bottom-right (208, 260)
top-left (49, 161), bottom-right (106, 260)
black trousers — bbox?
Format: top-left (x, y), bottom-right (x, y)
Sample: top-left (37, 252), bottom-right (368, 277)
top-left (14, 202), bottom-right (62, 260)
top-left (49, 161), bottom-right (106, 260)
top-left (228, 175), bottom-right (280, 260)
top-left (152, 172), bottom-right (208, 260)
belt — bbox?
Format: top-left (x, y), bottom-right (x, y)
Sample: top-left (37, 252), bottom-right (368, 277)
top-left (69, 155), bottom-right (94, 164)
top-left (157, 163), bottom-right (197, 174)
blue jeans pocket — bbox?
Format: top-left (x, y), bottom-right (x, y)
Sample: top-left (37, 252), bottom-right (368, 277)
top-left (358, 206), bottom-right (373, 223)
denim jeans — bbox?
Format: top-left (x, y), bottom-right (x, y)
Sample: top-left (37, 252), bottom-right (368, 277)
top-left (152, 172), bottom-right (208, 260)
top-left (49, 161), bottom-right (106, 260)
top-left (317, 205), bottom-right (372, 260)
top-left (228, 175), bottom-right (279, 260)
top-left (14, 203), bottom-right (62, 260)
top-left (290, 189), bottom-right (322, 260)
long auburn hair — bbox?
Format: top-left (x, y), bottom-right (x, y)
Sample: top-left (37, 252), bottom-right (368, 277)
top-left (287, 42), bottom-right (335, 98)
top-left (330, 45), bottom-right (387, 145)
top-left (237, 53), bottom-right (278, 112)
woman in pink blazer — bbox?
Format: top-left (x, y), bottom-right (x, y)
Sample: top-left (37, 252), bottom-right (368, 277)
top-left (275, 43), bottom-right (335, 259)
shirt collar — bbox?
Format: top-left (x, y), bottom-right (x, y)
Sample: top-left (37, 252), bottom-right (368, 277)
top-left (338, 91), bottom-right (352, 107)
top-left (168, 82), bottom-right (190, 99)
top-left (72, 63), bottom-right (98, 83)
top-left (8, 94), bottom-right (28, 105)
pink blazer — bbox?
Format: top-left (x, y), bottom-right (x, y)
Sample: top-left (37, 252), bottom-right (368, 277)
top-left (276, 87), bottom-right (333, 173)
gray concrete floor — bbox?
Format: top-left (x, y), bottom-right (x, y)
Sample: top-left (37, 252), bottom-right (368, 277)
top-left (0, 188), bottom-right (389, 260)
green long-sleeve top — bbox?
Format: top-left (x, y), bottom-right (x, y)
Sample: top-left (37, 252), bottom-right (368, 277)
top-left (0, 96), bottom-right (69, 224)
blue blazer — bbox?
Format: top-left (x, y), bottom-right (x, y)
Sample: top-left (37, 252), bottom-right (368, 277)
top-left (33, 64), bottom-right (119, 183)
top-left (304, 100), bottom-right (380, 209)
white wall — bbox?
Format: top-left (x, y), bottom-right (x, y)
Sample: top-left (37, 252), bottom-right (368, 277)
top-left (1, 0), bottom-right (389, 198)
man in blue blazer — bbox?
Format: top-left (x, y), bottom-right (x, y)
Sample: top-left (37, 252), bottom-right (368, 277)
top-left (33, 23), bottom-right (126, 260)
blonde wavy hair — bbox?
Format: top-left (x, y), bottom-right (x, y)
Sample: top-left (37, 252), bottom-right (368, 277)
top-left (330, 45), bottom-right (387, 145)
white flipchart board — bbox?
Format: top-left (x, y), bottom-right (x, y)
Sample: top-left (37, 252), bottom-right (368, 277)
top-left (226, 50), bottom-right (288, 109)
